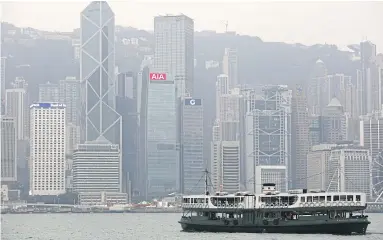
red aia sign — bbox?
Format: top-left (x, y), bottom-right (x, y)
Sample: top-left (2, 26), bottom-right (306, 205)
top-left (149, 73), bottom-right (167, 80)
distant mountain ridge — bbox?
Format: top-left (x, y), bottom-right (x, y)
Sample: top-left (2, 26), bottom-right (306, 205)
top-left (1, 22), bottom-right (360, 102)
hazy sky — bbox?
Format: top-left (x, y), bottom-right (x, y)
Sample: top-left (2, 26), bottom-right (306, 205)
top-left (1, 1), bottom-right (382, 52)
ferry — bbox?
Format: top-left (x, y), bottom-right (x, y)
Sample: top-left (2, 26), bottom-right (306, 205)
top-left (179, 182), bottom-right (370, 234)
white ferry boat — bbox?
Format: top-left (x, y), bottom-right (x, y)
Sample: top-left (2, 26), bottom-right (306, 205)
top-left (179, 183), bottom-right (370, 234)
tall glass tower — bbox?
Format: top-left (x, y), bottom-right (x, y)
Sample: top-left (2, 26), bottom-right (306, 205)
top-left (80, 1), bottom-right (121, 146)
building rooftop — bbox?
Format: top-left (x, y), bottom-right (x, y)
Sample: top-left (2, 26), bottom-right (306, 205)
top-left (327, 97), bottom-right (342, 107)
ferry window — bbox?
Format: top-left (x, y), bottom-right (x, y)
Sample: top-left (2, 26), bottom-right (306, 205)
top-left (261, 197), bottom-right (269, 203)
top-left (313, 196), bottom-right (319, 202)
top-left (356, 195), bottom-right (361, 201)
top-left (307, 196), bottom-right (312, 202)
top-left (300, 197), bottom-right (305, 202)
top-left (334, 196), bottom-right (340, 201)
top-left (326, 196), bottom-right (331, 201)
top-left (346, 195), bottom-right (353, 201)
top-left (340, 195), bottom-right (346, 201)
top-left (319, 196), bottom-right (325, 202)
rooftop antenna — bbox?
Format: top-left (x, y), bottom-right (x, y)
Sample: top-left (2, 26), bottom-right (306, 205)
top-left (224, 20), bottom-right (228, 33)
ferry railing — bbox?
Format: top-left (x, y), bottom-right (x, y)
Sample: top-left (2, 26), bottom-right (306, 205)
top-left (182, 203), bottom-right (209, 208)
top-left (258, 201), bottom-right (363, 209)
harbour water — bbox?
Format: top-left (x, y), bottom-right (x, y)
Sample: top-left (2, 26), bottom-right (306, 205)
top-left (2, 213), bottom-right (383, 240)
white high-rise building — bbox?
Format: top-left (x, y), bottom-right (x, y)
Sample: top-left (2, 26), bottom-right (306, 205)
top-left (307, 144), bottom-right (336, 190)
top-left (5, 88), bottom-right (26, 140)
top-left (154, 14), bottom-right (194, 98)
top-left (327, 147), bottom-right (371, 197)
top-left (218, 88), bottom-right (241, 141)
top-left (72, 137), bottom-right (122, 193)
top-left (222, 48), bottom-right (238, 88)
top-left (211, 141), bottom-right (240, 193)
top-left (30, 103), bottom-right (66, 196)
top-left (38, 81), bottom-right (59, 102)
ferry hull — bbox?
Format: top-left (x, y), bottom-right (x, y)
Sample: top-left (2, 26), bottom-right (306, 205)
top-left (179, 221), bottom-right (369, 235)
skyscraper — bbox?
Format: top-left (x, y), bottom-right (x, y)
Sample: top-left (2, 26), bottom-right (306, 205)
top-left (308, 59), bottom-right (327, 115)
top-left (136, 67), bottom-right (150, 199)
top-left (116, 72), bottom-right (138, 195)
top-left (1, 116), bottom-right (17, 182)
top-left (359, 41), bottom-right (377, 115)
top-left (291, 85), bottom-right (309, 189)
top-left (154, 15), bottom-right (194, 98)
top-left (30, 103), bottom-right (66, 196)
top-left (222, 48), bottom-right (239, 88)
top-left (5, 88), bottom-right (26, 140)
top-left (146, 73), bottom-right (177, 198)
top-left (180, 98), bottom-right (204, 194)
top-left (80, 1), bottom-right (121, 145)
top-left (38, 82), bottom-right (59, 102)
top-left (245, 85), bottom-right (292, 193)
top-left (211, 141), bottom-right (241, 193)
top-left (59, 76), bottom-right (81, 125)
top-left (321, 97), bottom-right (347, 143)
top-left (0, 57), bottom-right (6, 115)
top-left (10, 77), bottom-right (29, 139)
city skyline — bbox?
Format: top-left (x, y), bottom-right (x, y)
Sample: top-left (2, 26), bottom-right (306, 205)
top-left (1, 1), bottom-right (382, 52)
top-left (1, 1), bottom-right (383, 207)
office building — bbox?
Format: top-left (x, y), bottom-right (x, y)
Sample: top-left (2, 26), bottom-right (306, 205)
top-left (1, 57), bottom-right (6, 115)
top-left (180, 98), bottom-right (204, 194)
top-left (218, 88), bottom-right (241, 141)
top-left (358, 41), bottom-right (377, 115)
top-left (327, 146), bottom-right (371, 196)
top-left (321, 97), bottom-right (347, 143)
top-left (116, 72), bottom-right (138, 195)
top-left (30, 103), bottom-right (66, 196)
top-left (146, 73), bottom-right (177, 198)
top-left (154, 14), bottom-right (194, 98)
top-left (38, 81), bottom-right (59, 102)
top-left (80, 1), bottom-right (121, 145)
top-left (5, 88), bottom-right (26, 140)
top-left (210, 141), bottom-right (240, 193)
top-left (222, 48), bottom-right (238, 88)
top-left (1, 116), bottom-right (17, 182)
top-left (10, 77), bottom-right (30, 139)
top-left (291, 85), bottom-right (309, 189)
top-left (307, 144), bottom-right (336, 190)
top-left (245, 85), bottom-right (291, 193)
top-left (360, 115), bottom-right (383, 200)
top-left (136, 67), bottom-right (150, 199)
top-left (308, 59), bottom-right (327, 115)
top-left (59, 76), bottom-right (81, 125)
top-left (72, 137), bottom-right (122, 193)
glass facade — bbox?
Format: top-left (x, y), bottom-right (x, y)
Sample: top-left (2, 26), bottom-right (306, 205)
top-left (147, 80), bottom-right (177, 198)
top-left (154, 15), bottom-right (194, 98)
top-left (80, 1), bottom-right (121, 145)
top-left (181, 98), bottom-right (204, 194)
